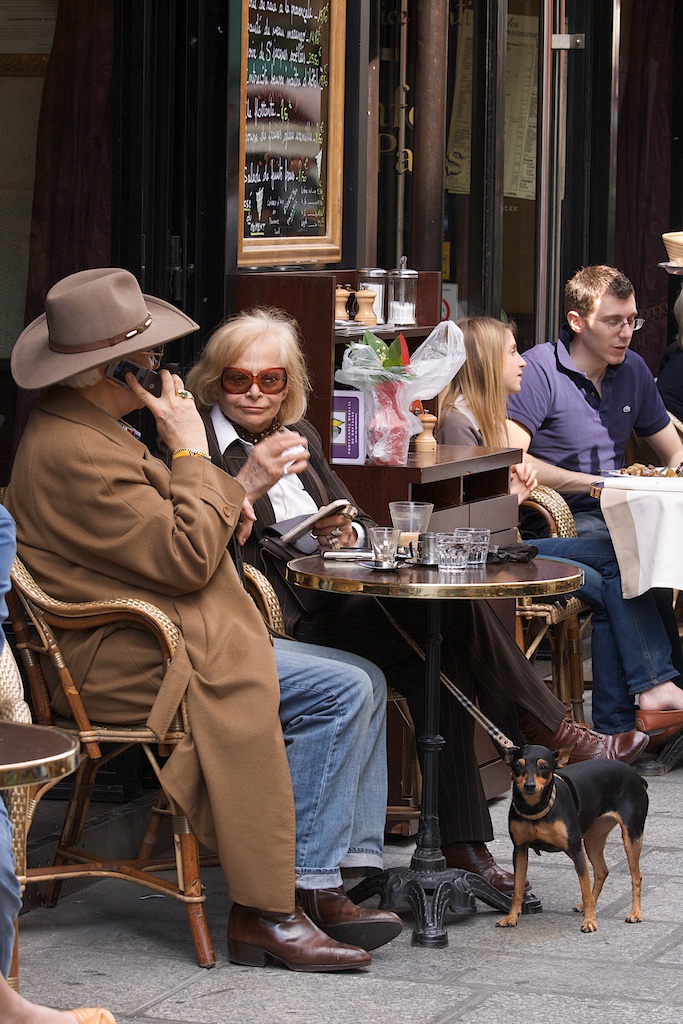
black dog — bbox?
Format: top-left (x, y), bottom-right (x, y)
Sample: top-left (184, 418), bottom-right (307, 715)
top-left (497, 743), bottom-right (648, 933)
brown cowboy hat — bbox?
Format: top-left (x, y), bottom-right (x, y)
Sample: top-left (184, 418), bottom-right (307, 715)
top-left (11, 267), bottom-right (200, 389)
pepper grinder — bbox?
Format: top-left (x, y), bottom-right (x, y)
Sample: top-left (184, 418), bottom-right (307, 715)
top-left (355, 287), bottom-right (377, 326)
top-left (413, 412), bottom-right (437, 452)
top-left (335, 286), bottom-right (350, 321)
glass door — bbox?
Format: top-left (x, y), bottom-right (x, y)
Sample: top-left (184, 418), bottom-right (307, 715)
top-left (443, 0), bottom-right (610, 349)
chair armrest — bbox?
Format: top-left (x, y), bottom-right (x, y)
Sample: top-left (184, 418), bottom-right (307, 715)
top-left (10, 557), bottom-right (179, 661)
top-left (242, 563), bottom-right (287, 636)
top-left (520, 484), bottom-right (578, 538)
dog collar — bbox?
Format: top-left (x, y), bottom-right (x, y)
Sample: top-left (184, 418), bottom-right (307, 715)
top-left (515, 783), bottom-right (557, 820)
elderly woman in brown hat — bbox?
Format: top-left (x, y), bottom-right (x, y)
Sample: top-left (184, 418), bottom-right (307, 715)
top-left (5, 268), bottom-right (401, 971)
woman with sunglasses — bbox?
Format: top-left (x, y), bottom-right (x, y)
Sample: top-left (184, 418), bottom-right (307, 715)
top-left (186, 307), bottom-right (647, 900)
top-left (437, 316), bottom-right (683, 740)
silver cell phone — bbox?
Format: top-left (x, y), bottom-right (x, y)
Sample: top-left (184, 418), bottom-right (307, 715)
top-left (105, 358), bottom-right (163, 397)
top-left (322, 549), bottom-right (373, 560)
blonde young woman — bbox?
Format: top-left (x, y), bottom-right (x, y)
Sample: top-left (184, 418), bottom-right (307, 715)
top-left (437, 317), bottom-right (537, 501)
top-left (437, 316), bottom-right (683, 740)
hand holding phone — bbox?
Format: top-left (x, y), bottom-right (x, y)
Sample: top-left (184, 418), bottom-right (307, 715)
top-left (105, 358), bottom-right (163, 398)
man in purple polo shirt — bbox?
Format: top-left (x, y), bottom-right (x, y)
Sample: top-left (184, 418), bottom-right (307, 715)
top-left (507, 265), bottom-right (683, 530)
top-left (507, 265), bottom-right (683, 725)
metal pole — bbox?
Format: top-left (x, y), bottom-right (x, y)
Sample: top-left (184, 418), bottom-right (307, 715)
top-left (409, 0), bottom-right (449, 271)
top-left (534, 0), bottom-right (554, 345)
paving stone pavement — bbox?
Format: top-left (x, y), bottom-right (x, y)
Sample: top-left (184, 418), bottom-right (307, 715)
top-left (16, 754), bottom-right (683, 1024)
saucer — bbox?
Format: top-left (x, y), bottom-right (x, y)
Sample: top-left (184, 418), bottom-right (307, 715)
top-left (358, 561), bottom-right (401, 572)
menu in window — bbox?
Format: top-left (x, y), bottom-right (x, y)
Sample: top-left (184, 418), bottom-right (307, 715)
top-left (0, 1), bottom-right (57, 53)
top-left (243, 0), bottom-right (331, 241)
top-left (446, 9), bottom-right (539, 201)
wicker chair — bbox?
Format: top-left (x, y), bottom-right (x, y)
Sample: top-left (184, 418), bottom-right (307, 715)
top-left (516, 485), bottom-right (592, 722)
top-left (6, 554), bottom-right (217, 969)
top-left (0, 638), bottom-right (34, 991)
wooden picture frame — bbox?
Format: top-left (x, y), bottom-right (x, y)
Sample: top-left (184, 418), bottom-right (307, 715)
top-left (238, 0), bottom-right (346, 267)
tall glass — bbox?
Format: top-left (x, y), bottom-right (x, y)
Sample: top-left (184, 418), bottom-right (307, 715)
top-left (389, 501), bottom-right (434, 550)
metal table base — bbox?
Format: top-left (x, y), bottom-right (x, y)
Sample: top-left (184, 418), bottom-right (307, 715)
top-left (286, 557), bottom-right (583, 947)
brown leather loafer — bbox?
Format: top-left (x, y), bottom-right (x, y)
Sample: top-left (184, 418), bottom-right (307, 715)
top-left (442, 842), bottom-right (526, 894)
top-left (635, 709), bottom-right (683, 752)
top-left (227, 902), bottom-right (372, 971)
top-left (297, 886), bottom-right (402, 950)
top-left (519, 713), bottom-right (649, 764)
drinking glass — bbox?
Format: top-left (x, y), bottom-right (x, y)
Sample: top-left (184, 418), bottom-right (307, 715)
top-left (389, 501), bottom-right (433, 550)
top-left (369, 527), bottom-right (401, 567)
top-left (464, 528), bottom-right (491, 566)
top-left (436, 531), bottom-right (471, 573)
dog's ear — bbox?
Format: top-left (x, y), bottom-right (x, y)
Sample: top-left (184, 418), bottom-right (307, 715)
top-left (554, 744), bottom-right (575, 768)
top-left (503, 745), bottom-right (521, 765)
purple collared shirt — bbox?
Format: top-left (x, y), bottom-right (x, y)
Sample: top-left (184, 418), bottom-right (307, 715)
top-left (507, 325), bottom-right (669, 513)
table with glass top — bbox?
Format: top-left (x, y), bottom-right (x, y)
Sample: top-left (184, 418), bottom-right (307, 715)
top-left (286, 555), bottom-right (583, 946)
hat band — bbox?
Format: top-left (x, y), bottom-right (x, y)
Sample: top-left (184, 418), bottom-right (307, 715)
top-left (47, 314), bottom-right (153, 354)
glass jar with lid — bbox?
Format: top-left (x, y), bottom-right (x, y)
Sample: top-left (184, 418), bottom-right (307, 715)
top-left (387, 257), bottom-right (418, 325)
top-left (356, 268), bottom-right (387, 324)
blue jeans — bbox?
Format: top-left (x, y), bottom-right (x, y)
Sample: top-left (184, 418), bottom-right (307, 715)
top-left (534, 537), bottom-right (677, 733)
top-left (0, 799), bottom-right (21, 979)
top-left (274, 639), bottom-right (387, 889)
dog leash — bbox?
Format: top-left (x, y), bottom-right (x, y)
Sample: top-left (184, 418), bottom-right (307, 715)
top-left (374, 599), bottom-right (517, 752)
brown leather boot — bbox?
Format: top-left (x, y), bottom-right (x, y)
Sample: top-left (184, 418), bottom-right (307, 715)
top-left (297, 886), bottom-right (402, 950)
top-left (519, 713), bottom-right (648, 764)
top-left (442, 842), bottom-right (526, 894)
top-left (227, 903), bottom-right (372, 971)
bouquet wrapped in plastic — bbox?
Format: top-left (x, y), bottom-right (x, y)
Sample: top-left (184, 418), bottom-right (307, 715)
top-left (334, 320), bottom-right (466, 466)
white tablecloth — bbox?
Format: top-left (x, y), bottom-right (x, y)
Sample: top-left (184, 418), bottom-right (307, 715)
top-left (601, 477), bottom-right (683, 598)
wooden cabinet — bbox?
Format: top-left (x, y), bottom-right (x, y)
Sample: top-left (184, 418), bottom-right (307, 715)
top-left (336, 445), bottom-right (520, 545)
top-left (237, 269), bottom-right (442, 459)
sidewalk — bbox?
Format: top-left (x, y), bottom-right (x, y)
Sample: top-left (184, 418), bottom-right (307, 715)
top-left (16, 760), bottom-right (683, 1024)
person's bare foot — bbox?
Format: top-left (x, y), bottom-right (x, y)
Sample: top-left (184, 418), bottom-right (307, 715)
top-left (13, 1002), bottom-right (113, 1024)
top-left (638, 681), bottom-right (683, 712)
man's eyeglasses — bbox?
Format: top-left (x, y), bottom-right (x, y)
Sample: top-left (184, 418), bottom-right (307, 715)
top-left (220, 367), bottom-right (288, 395)
top-left (583, 314), bottom-right (645, 333)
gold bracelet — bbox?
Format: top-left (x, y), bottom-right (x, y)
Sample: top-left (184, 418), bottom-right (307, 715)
top-left (171, 448), bottom-right (212, 461)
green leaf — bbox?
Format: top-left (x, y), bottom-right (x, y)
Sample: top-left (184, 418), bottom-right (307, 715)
top-left (360, 330), bottom-right (389, 362)
top-left (383, 335), bottom-right (404, 367)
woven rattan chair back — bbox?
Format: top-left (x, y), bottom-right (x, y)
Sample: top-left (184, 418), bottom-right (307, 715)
top-left (0, 639), bottom-right (32, 991)
top-left (6, 553), bottom-right (216, 969)
top-left (517, 486), bottom-right (592, 721)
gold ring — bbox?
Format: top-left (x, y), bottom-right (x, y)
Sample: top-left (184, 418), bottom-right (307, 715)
top-left (175, 389), bottom-right (193, 400)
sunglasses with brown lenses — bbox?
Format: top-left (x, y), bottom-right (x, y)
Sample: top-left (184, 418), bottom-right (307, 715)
top-left (220, 367), bottom-right (288, 394)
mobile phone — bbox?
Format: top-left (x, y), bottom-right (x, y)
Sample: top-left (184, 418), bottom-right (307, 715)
top-left (105, 358), bottom-right (163, 398)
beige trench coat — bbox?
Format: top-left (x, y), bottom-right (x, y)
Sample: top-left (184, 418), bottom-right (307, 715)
top-left (5, 387), bottom-right (296, 912)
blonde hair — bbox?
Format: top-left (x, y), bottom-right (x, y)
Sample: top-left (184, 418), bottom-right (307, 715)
top-left (437, 317), bottom-right (514, 446)
top-left (186, 307), bottom-right (311, 424)
top-left (61, 365), bottom-right (106, 389)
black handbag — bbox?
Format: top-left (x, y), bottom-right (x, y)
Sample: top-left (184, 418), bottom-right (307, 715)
top-left (258, 518), bottom-right (335, 616)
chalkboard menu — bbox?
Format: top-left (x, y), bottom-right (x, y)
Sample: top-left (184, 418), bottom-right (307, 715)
top-left (238, 0), bottom-right (346, 266)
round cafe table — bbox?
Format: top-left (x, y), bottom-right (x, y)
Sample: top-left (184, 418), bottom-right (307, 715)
top-left (286, 555), bottom-right (583, 946)
top-left (0, 721), bottom-right (79, 790)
